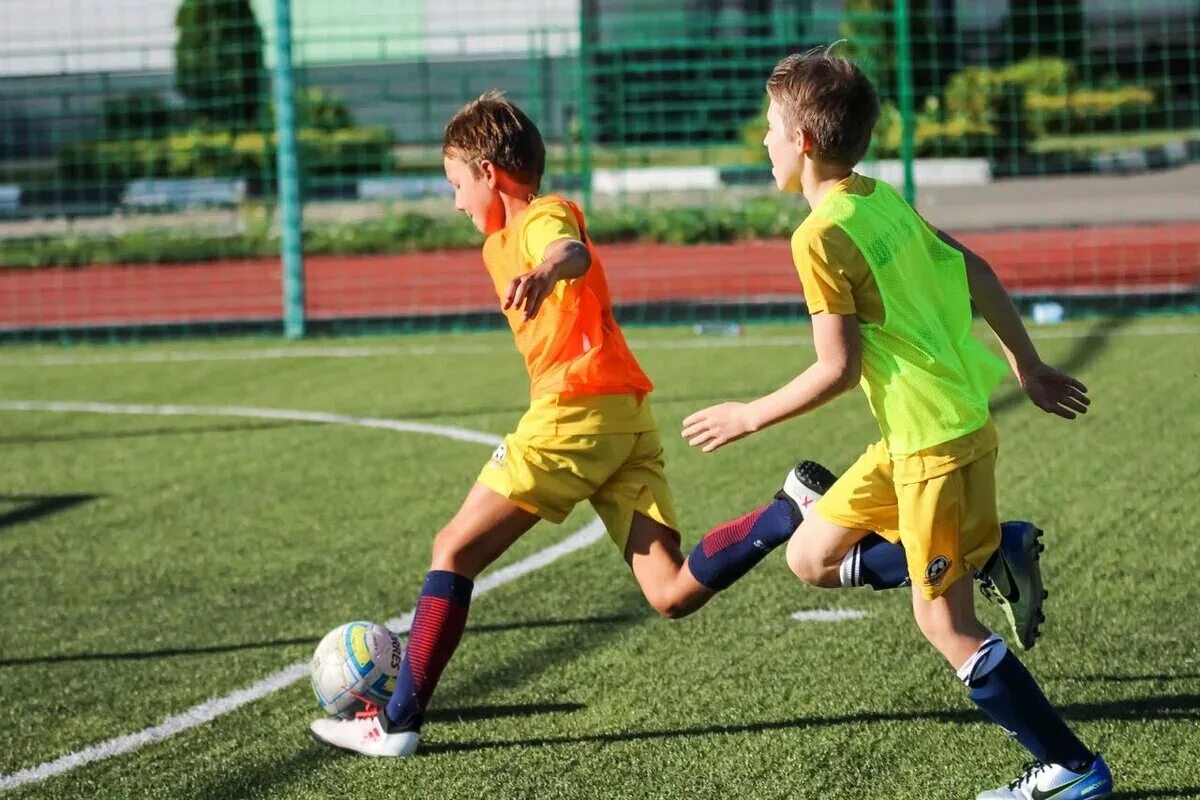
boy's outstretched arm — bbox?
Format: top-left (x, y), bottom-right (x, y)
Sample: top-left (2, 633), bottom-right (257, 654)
top-left (937, 228), bottom-right (1091, 420)
top-left (682, 312), bottom-right (860, 452)
top-left (506, 238), bottom-right (591, 321)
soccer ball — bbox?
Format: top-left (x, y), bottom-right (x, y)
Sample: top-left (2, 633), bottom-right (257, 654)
top-left (310, 621), bottom-right (404, 718)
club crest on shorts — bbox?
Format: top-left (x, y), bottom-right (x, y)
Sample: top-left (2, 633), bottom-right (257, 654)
top-left (489, 443), bottom-right (507, 467)
top-left (925, 555), bottom-right (951, 586)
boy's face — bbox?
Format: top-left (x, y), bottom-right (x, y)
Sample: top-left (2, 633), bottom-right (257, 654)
top-left (444, 155), bottom-right (506, 234)
top-left (763, 99), bottom-right (804, 193)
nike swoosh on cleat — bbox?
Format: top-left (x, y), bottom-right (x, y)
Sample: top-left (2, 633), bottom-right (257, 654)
top-left (1000, 558), bottom-right (1020, 603)
top-left (1030, 773), bottom-right (1092, 800)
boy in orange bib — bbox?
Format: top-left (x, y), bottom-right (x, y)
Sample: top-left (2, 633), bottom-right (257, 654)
top-left (309, 91), bottom-right (833, 758)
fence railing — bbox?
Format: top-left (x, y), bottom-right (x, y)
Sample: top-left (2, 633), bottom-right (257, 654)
top-left (1, 0), bottom-right (1197, 341)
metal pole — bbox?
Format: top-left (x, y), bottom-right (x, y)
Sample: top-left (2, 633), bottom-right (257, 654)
top-left (271, 0), bottom-right (305, 338)
top-left (578, 0), bottom-right (595, 210)
top-left (894, 0), bottom-right (917, 206)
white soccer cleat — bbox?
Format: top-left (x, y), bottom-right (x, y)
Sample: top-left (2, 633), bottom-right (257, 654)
top-left (977, 756), bottom-right (1113, 800)
top-left (777, 460), bottom-right (838, 522)
top-left (309, 706), bottom-right (420, 758)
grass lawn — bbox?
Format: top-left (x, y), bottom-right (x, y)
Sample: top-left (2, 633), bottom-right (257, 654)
top-left (1, 318), bottom-right (1197, 799)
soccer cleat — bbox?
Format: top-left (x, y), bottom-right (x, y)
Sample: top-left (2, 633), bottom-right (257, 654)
top-left (309, 704), bottom-right (420, 758)
top-left (979, 520), bottom-right (1048, 651)
top-left (977, 755), bottom-right (1113, 800)
top-left (776, 460), bottom-right (838, 523)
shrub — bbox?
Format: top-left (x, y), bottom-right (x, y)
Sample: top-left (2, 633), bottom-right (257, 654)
top-left (57, 127), bottom-right (395, 184)
top-left (1025, 86), bottom-right (1157, 135)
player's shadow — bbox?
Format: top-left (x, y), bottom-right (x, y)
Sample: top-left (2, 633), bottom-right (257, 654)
top-left (426, 701), bottom-right (585, 723)
top-left (989, 315), bottom-right (1132, 419)
top-left (190, 596), bottom-right (650, 799)
top-left (0, 420), bottom-right (305, 446)
top-left (0, 493), bottom-right (99, 529)
top-left (191, 704), bottom-right (586, 800)
top-left (0, 613), bottom-right (642, 668)
top-left (419, 691), bottom-right (1200, 755)
top-left (1066, 672), bottom-right (1200, 684)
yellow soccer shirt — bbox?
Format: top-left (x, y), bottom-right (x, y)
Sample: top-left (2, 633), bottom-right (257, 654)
top-left (791, 173), bottom-right (998, 476)
top-left (504, 197), bottom-right (657, 437)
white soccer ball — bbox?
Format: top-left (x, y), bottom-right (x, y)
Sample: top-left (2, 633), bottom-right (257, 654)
top-left (310, 621), bottom-right (404, 718)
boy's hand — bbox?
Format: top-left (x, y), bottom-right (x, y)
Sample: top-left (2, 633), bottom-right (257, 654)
top-left (505, 264), bottom-right (559, 321)
top-left (1019, 361), bottom-right (1090, 419)
top-left (681, 402), bottom-right (757, 453)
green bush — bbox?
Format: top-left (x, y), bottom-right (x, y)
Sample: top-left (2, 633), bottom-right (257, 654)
top-left (57, 126), bottom-right (395, 183)
top-left (1025, 86), bottom-right (1158, 135)
top-left (0, 196), bottom-right (812, 269)
top-left (942, 66), bottom-right (1001, 124)
top-left (998, 57), bottom-right (1073, 96)
top-left (868, 57), bottom-right (1158, 157)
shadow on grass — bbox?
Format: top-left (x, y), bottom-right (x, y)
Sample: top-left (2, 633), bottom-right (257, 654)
top-left (1067, 672), bottom-right (1200, 684)
top-left (418, 692), bottom-right (1200, 755)
top-left (0, 493), bottom-right (99, 529)
top-left (0, 614), bottom-right (643, 668)
top-left (990, 315), bottom-right (1132, 419)
top-left (190, 592), bottom-right (651, 798)
top-left (427, 702), bottom-right (585, 724)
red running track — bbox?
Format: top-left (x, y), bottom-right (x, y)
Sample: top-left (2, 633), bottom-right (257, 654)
top-left (2, 222), bottom-right (1197, 329)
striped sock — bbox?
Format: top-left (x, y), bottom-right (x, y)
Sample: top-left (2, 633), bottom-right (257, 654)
top-left (838, 534), bottom-right (911, 590)
top-left (385, 570), bottom-right (473, 731)
top-left (686, 498), bottom-right (800, 591)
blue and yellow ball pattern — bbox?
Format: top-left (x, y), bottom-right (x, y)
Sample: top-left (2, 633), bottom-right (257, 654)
top-left (310, 621), bottom-right (404, 718)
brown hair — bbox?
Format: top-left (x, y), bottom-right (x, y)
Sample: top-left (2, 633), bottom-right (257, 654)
top-left (766, 46), bottom-right (880, 166)
top-left (443, 90), bottom-right (546, 188)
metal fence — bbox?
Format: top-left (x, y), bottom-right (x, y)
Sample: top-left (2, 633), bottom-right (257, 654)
top-left (1, 0), bottom-right (1197, 341)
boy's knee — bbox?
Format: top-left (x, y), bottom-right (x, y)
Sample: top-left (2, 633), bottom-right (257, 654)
top-left (644, 587), bottom-right (697, 620)
top-left (430, 526), bottom-right (477, 575)
top-left (786, 536), bottom-right (836, 587)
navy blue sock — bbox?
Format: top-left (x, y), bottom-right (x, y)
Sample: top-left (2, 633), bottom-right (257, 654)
top-left (385, 570), bottom-right (473, 731)
top-left (686, 498), bottom-right (800, 591)
top-left (962, 637), bottom-right (1093, 769)
top-left (839, 534), bottom-right (910, 589)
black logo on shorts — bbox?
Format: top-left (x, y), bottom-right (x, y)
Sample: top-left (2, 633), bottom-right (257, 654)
top-left (490, 443), bottom-right (507, 467)
top-left (925, 555), bottom-right (951, 586)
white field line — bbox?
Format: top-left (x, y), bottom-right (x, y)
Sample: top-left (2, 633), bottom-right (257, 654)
top-left (0, 401), bottom-right (606, 792)
top-left (790, 609), bottom-right (869, 622)
top-left (0, 323), bottom-right (1195, 368)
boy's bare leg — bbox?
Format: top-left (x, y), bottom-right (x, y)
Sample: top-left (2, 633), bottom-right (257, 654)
top-left (784, 513), bottom-right (875, 588)
top-left (624, 512), bottom-right (714, 619)
top-left (910, 570), bottom-right (992, 666)
top-left (430, 481), bottom-right (542, 578)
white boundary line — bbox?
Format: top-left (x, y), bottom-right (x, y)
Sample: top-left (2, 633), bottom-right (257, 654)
top-left (790, 609), bottom-right (869, 622)
top-left (0, 401), bottom-right (607, 792)
top-left (0, 323), bottom-right (1195, 368)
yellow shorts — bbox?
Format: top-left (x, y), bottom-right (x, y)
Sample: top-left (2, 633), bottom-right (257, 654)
top-left (815, 425), bottom-right (1001, 599)
top-left (477, 425), bottom-right (679, 554)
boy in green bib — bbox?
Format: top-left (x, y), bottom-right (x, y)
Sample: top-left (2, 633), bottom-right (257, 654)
top-left (682, 48), bottom-right (1111, 800)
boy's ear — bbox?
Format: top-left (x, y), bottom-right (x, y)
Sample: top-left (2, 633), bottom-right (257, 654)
top-left (796, 128), bottom-right (813, 157)
top-left (478, 159), bottom-right (498, 188)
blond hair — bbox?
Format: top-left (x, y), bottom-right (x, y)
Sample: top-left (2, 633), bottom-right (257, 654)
top-left (766, 46), bottom-right (880, 166)
top-left (442, 90), bottom-right (546, 187)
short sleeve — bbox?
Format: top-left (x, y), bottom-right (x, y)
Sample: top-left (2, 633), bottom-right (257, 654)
top-left (519, 200), bottom-right (582, 268)
top-left (791, 222), bottom-right (858, 316)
